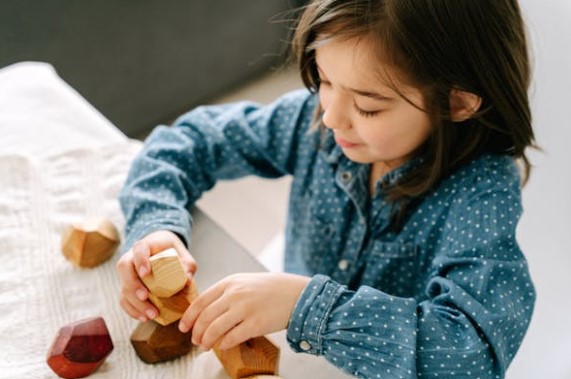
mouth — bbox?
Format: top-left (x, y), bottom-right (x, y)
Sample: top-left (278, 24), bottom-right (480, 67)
top-left (334, 135), bottom-right (359, 149)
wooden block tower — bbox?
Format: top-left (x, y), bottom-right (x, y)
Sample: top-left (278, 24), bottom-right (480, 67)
top-left (131, 247), bottom-right (282, 377)
top-left (131, 248), bottom-right (197, 363)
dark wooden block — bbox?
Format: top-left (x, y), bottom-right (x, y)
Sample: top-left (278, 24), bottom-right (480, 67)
top-left (130, 320), bottom-right (192, 364)
top-left (46, 317), bottom-right (114, 379)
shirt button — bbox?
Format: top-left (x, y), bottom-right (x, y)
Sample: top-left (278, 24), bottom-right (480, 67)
top-left (338, 259), bottom-right (349, 271)
top-left (340, 171), bottom-right (352, 182)
top-left (299, 340), bottom-right (312, 351)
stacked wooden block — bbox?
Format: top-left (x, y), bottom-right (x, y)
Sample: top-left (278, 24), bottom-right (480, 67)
top-left (130, 248), bottom-right (197, 363)
top-left (131, 248), bottom-right (282, 378)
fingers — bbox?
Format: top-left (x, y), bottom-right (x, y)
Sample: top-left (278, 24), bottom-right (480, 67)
top-left (119, 297), bottom-right (157, 322)
top-left (191, 297), bottom-right (239, 347)
top-left (116, 252), bottom-right (158, 321)
top-left (132, 241), bottom-right (152, 277)
top-left (179, 282), bottom-right (225, 333)
top-left (217, 321), bottom-right (254, 350)
top-left (133, 231), bottom-right (197, 280)
top-left (180, 254), bottom-right (198, 280)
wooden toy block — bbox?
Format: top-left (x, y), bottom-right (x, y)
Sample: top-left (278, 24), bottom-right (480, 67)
top-left (130, 320), bottom-right (192, 364)
top-left (141, 248), bottom-right (187, 297)
top-left (148, 280), bottom-right (199, 326)
top-left (61, 218), bottom-right (120, 268)
top-left (46, 317), bottom-right (114, 379)
top-left (213, 336), bottom-right (280, 379)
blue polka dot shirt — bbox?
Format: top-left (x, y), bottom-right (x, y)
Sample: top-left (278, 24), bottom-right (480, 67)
top-left (120, 89), bottom-right (535, 378)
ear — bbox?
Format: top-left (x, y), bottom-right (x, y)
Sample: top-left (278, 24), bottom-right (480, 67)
top-left (449, 89), bottom-right (482, 122)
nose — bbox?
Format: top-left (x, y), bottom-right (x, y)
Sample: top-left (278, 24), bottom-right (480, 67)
top-left (322, 96), bottom-right (351, 131)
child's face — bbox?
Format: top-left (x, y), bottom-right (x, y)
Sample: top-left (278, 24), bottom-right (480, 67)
top-left (316, 36), bottom-right (432, 171)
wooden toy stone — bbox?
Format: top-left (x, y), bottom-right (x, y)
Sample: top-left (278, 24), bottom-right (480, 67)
top-left (148, 281), bottom-right (199, 326)
top-left (214, 336), bottom-right (281, 379)
top-left (46, 317), bottom-right (114, 379)
top-left (130, 320), bottom-right (192, 364)
top-left (61, 218), bottom-right (120, 268)
top-left (141, 248), bottom-right (187, 297)
top-left (140, 248), bottom-right (198, 326)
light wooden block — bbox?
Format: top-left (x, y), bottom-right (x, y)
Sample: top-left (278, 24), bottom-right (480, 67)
top-left (141, 248), bottom-right (187, 297)
top-left (130, 320), bottom-right (192, 364)
top-left (214, 336), bottom-right (280, 379)
top-left (61, 218), bottom-right (120, 268)
top-left (148, 281), bottom-right (199, 326)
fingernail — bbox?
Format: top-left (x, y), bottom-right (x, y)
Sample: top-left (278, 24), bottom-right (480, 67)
top-left (136, 289), bottom-right (147, 301)
top-left (138, 266), bottom-right (148, 277)
top-left (146, 309), bottom-right (157, 319)
top-left (179, 321), bottom-right (189, 333)
top-left (138, 316), bottom-right (147, 322)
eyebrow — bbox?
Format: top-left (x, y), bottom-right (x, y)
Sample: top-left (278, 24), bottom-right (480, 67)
top-left (317, 65), bottom-right (393, 101)
top-left (349, 88), bottom-right (393, 101)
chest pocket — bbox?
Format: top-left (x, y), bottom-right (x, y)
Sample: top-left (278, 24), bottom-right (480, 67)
top-left (292, 197), bottom-right (337, 274)
top-left (359, 240), bottom-right (420, 297)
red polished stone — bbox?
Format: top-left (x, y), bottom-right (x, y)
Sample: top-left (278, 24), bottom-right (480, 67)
top-left (46, 317), bottom-right (114, 379)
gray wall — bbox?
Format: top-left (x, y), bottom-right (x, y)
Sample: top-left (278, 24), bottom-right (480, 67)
top-left (0, 1), bottom-right (302, 137)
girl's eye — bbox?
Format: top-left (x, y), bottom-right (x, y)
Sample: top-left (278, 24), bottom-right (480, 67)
top-left (353, 100), bottom-right (381, 118)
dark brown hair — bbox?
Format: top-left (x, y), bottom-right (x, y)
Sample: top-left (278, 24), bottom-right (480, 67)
top-left (292, 0), bottom-right (536, 205)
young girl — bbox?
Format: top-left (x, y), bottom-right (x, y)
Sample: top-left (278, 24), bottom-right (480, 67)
top-left (117, 0), bottom-right (536, 377)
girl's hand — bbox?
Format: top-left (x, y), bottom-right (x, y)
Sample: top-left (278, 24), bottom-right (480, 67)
top-left (116, 230), bottom-right (197, 322)
top-left (179, 272), bottom-right (310, 350)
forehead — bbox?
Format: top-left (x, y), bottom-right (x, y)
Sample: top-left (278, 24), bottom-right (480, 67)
top-left (315, 35), bottom-right (421, 98)
top-left (315, 37), bottom-right (381, 80)
top-left (314, 35), bottom-right (428, 109)
top-left (315, 36), bottom-right (408, 91)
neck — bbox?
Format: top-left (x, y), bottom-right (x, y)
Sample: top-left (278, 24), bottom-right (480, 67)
top-left (369, 160), bottom-right (405, 195)
top-left (369, 162), bottom-right (388, 195)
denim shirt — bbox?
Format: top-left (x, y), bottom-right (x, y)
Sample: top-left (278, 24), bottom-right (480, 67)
top-left (120, 89), bottom-right (535, 379)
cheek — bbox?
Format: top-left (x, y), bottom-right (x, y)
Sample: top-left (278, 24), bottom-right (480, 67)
top-left (364, 111), bottom-right (432, 152)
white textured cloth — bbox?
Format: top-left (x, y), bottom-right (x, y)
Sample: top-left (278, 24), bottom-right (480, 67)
top-left (0, 61), bottom-right (350, 379)
top-left (0, 62), bottom-right (229, 379)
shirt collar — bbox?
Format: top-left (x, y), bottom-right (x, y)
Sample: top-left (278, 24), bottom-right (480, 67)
top-left (318, 129), bottom-right (424, 187)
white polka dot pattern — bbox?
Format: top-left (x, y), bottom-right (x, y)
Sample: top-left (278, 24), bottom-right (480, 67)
top-left (119, 89), bottom-right (535, 378)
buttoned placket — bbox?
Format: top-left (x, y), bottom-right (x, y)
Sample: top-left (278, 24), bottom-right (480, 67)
top-left (332, 161), bottom-right (370, 282)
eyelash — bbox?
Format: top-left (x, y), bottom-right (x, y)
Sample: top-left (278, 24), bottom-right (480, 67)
top-left (319, 78), bottom-right (381, 118)
top-left (353, 100), bottom-right (380, 118)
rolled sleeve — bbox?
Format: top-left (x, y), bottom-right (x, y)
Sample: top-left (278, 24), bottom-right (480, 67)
top-left (287, 274), bottom-right (344, 355)
top-left (287, 275), bottom-right (419, 378)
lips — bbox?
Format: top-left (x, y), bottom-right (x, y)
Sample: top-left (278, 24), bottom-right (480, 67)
top-left (334, 135), bottom-right (359, 148)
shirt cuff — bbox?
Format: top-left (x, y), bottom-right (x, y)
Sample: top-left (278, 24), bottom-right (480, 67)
top-left (286, 274), bottom-right (344, 355)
